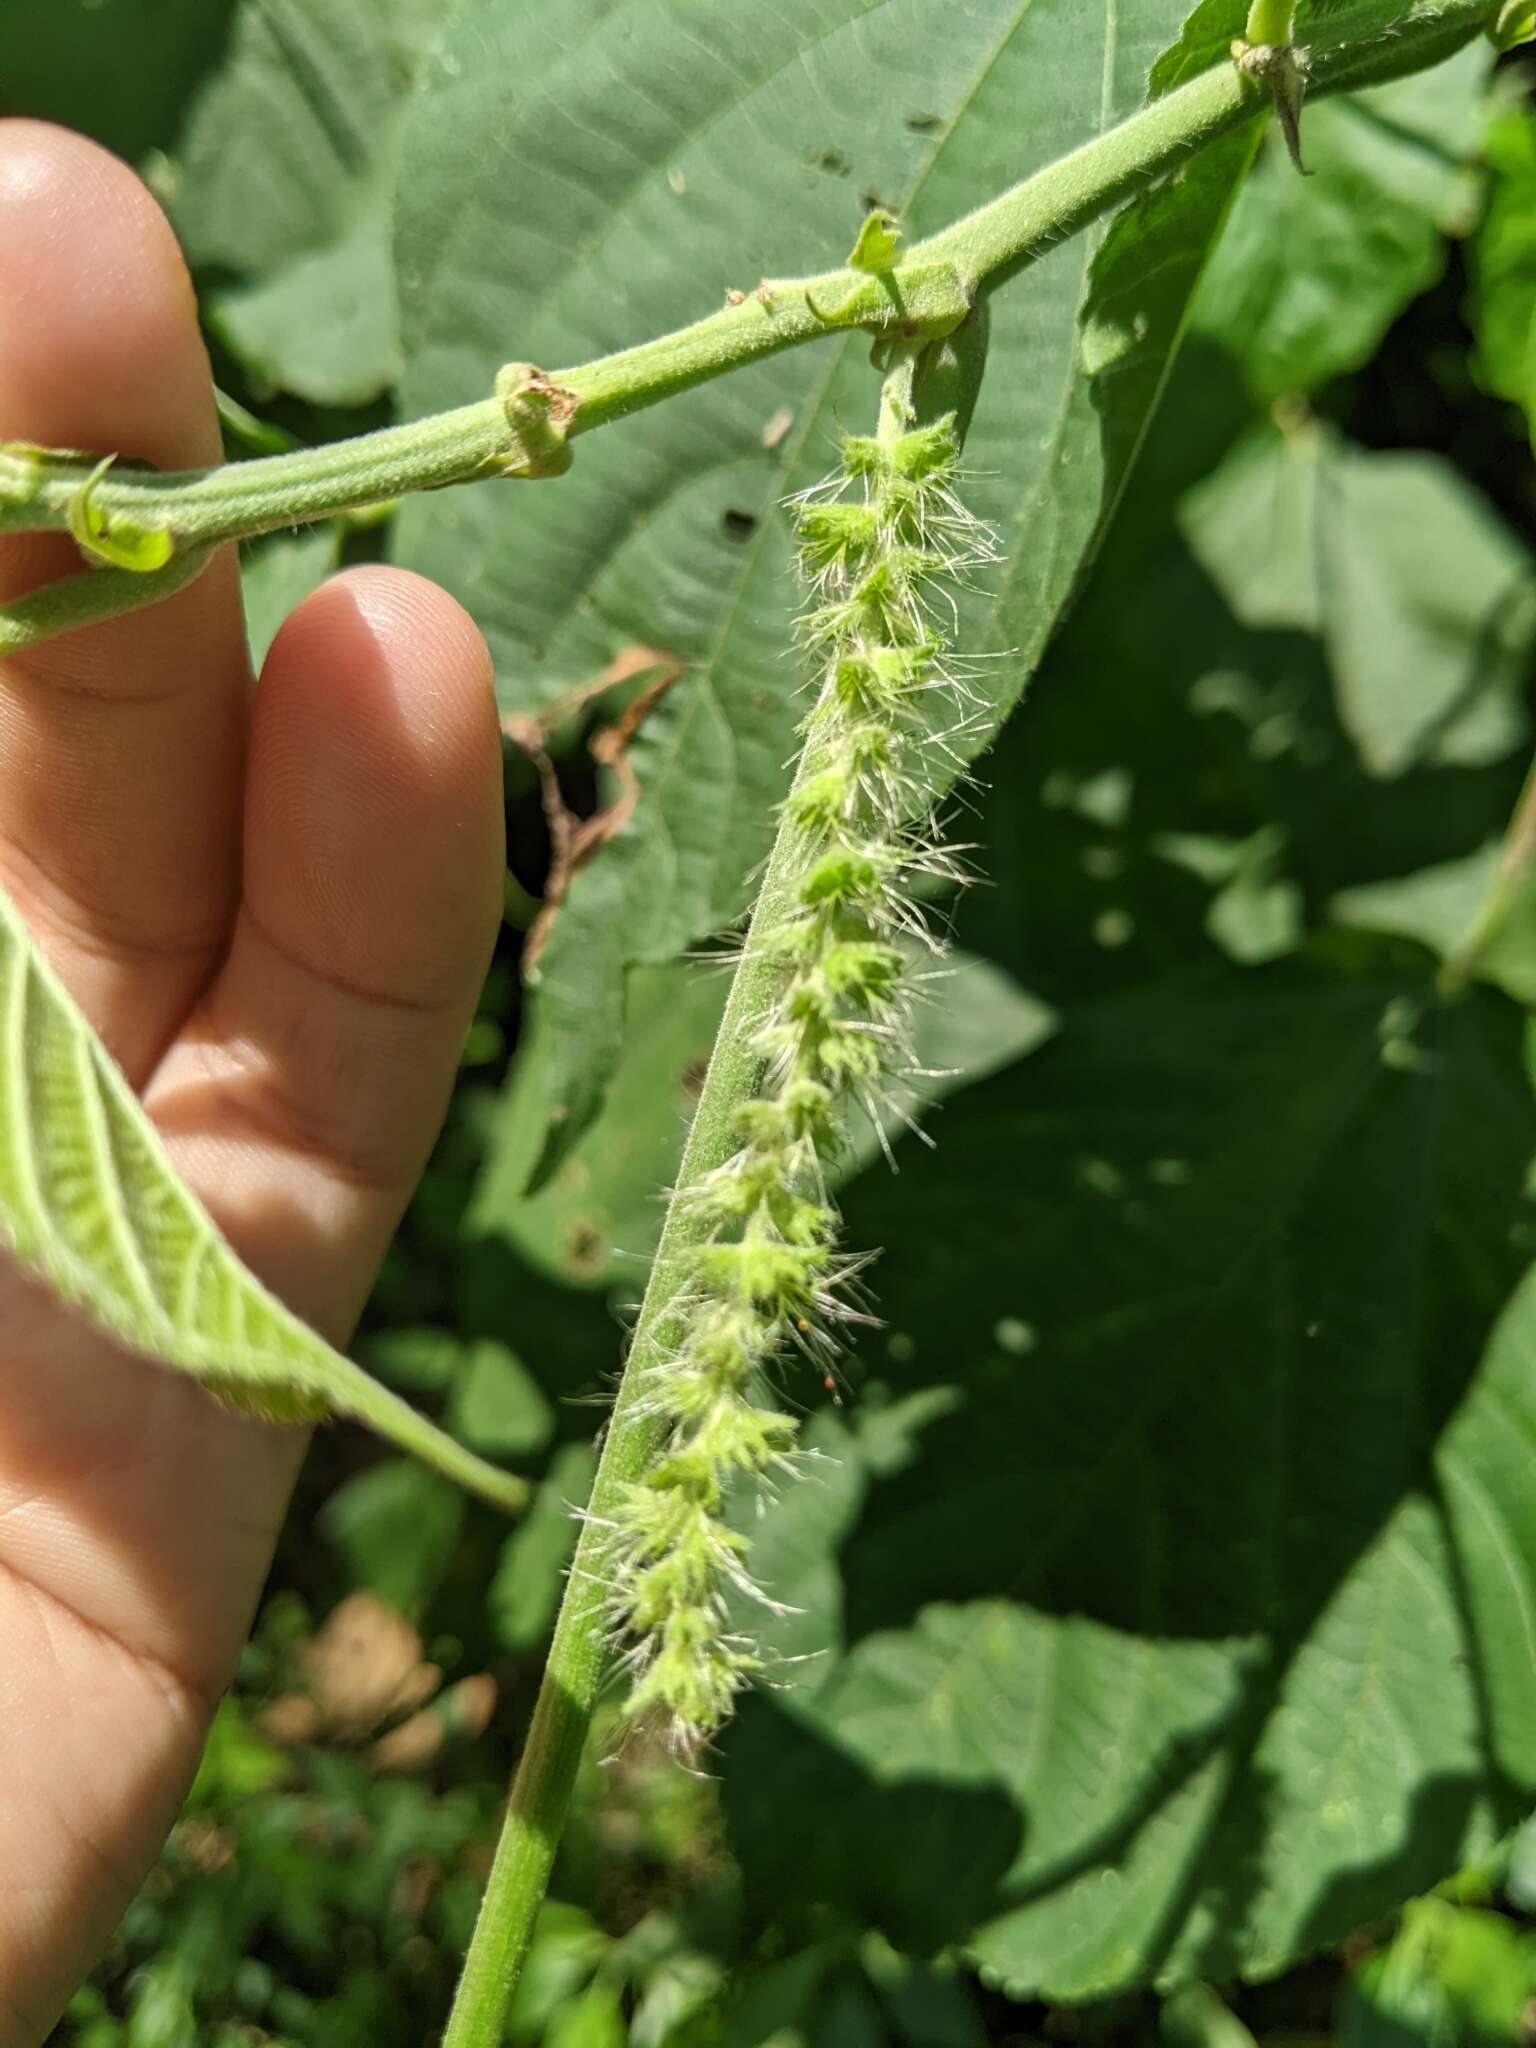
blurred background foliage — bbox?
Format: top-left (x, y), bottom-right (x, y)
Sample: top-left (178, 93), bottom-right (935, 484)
top-left (6, 0), bottom-right (1536, 2042)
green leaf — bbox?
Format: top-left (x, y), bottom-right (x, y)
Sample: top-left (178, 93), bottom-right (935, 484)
top-left (491, 1443), bottom-right (597, 1656)
top-left (1331, 844), bottom-right (1500, 956)
top-left (160, 0), bottom-right (450, 402)
top-left (628, 1950), bottom-right (730, 2048)
top-left (1161, 1984), bottom-right (1260, 2048)
top-left (475, 952), bottom-right (1054, 1291)
top-left (1150, 0), bottom-right (1248, 88)
top-left (545, 1980), bottom-right (628, 2048)
top-left (1470, 107), bottom-right (1536, 442)
top-left (855, 952), bottom-right (1058, 1170)
top-left (446, 1339), bottom-right (555, 1459)
top-left (1155, 825), bottom-right (1303, 964)
top-left (1180, 423), bottom-right (1536, 776)
top-left (167, 0), bottom-right (449, 277)
top-left (319, 1457), bottom-right (463, 1614)
top-left (1331, 843), bottom-right (1536, 1009)
top-left (1489, 0), bottom-right (1536, 50)
top-left (862, 1936), bottom-right (987, 2048)
top-left (0, 879), bottom-right (526, 1512)
top-left (713, 1946), bottom-right (844, 2048)
top-left (956, 317), bottom-right (1528, 1008)
top-left (186, 1698), bottom-right (292, 1807)
top-left (722, 961), bottom-right (1536, 1997)
top-left (1341, 1898), bottom-right (1536, 2047)
top-left (213, 200), bottom-right (402, 408)
top-left (1193, 49), bottom-right (1487, 401)
top-left (392, 0), bottom-right (1250, 1186)
top-left (474, 958), bottom-right (728, 1292)
top-left (240, 525), bottom-right (341, 668)
top-left (358, 1321), bottom-right (462, 1394)
top-left (505, 1906), bottom-right (611, 2045)
top-left (1508, 1810), bottom-right (1536, 1912)
top-left (0, 0), bottom-right (234, 164)
top-left (809, 1977), bottom-right (887, 2048)
top-left (126, 1963), bottom-right (198, 2048)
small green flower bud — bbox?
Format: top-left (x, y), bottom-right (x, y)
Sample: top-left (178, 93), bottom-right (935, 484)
top-left (799, 842), bottom-right (887, 909)
top-left (776, 1193), bottom-right (834, 1247)
top-left (787, 766), bottom-right (851, 833)
top-left (619, 1481), bottom-right (706, 1561)
top-left (860, 546), bottom-right (945, 603)
top-left (733, 1098), bottom-right (793, 1147)
top-left (832, 652), bottom-right (908, 718)
top-left (627, 1543), bottom-right (725, 1631)
top-left (821, 940), bottom-right (904, 1005)
top-left (785, 974), bottom-right (836, 1029)
top-left (844, 722), bottom-right (897, 775)
top-left (886, 418), bottom-right (958, 481)
top-left (781, 1077), bottom-right (835, 1138)
top-left (693, 1400), bottom-right (799, 1475)
top-left (812, 1023), bottom-right (884, 1091)
top-left (797, 501), bottom-right (879, 571)
top-left (839, 433), bottom-right (891, 480)
top-left (693, 1154), bottom-right (771, 1225)
top-left (692, 1236), bottom-right (827, 1318)
top-left (761, 915), bottom-right (825, 969)
top-left (644, 1446), bottom-right (726, 1509)
top-left (663, 1363), bottom-right (732, 1419)
top-left (626, 1614), bottom-right (755, 1737)
top-left (687, 1305), bottom-right (766, 1386)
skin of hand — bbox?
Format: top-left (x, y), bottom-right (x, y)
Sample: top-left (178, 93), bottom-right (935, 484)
top-left (0, 124), bottom-right (506, 2040)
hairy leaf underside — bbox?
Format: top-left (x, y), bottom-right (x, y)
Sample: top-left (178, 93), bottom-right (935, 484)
top-left (393, 0), bottom-right (1252, 1183)
top-left (0, 884), bottom-right (526, 1513)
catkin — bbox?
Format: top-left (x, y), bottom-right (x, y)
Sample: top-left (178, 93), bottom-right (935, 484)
top-left (605, 374), bottom-right (993, 1752)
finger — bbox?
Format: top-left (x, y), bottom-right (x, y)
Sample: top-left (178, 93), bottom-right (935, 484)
top-left (0, 568), bottom-right (501, 1692)
top-left (0, 122), bottom-right (249, 1080)
top-left (0, 567), bottom-right (502, 1709)
top-left (0, 573), bottom-right (501, 2010)
top-left (0, 549), bottom-right (499, 2036)
top-left (148, 567), bottom-right (505, 1342)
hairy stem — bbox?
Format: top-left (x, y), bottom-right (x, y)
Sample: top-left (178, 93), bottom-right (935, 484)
top-left (446, 328), bottom-right (983, 2030)
top-left (442, 719), bottom-right (825, 2046)
top-left (0, 546), bottom-right (216, 655)
top-left (1439, 749), bottom-right (1536, 996)
top-left (0, 0), bottom-right (1495, 655)
top-left (1244, 0), bottom-right (1298, 46)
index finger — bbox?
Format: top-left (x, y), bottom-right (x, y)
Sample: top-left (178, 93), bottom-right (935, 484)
top-left (0, 121), bottom-right (250, 1081)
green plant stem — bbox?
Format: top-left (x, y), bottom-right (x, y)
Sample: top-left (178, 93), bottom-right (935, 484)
top-left (0, 0), bottom-right (1495, 656)
top-left (443, 726), bottom-right (836, 2046)
top-left (434, 9), bottom-right (1495, 2027)
top-left (1244, 0), bottom-right (1298, 45)
top-left (1160, 1983), bottom-right (1261, 2048)
top-left (1439, 748), bottom-right (1536, 996)
top-left (0, 546), bottom-right (215, 655)
top-left (446, 349), bottom-right (925, 2043)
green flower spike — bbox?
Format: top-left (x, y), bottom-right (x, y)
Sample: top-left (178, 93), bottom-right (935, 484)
top-left (603, 357), bottom-right (996, 1755)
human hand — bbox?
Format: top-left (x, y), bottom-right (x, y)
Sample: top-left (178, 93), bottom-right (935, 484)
top-left (0, 124), bottom-right (504, 2041)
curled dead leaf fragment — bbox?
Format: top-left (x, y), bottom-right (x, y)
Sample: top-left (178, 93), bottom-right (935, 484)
top-left (505, 644), bottom-right (687, 974)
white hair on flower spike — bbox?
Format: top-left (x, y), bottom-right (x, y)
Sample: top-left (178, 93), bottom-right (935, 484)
top-left (602, 381), bottom-right (995, 1755)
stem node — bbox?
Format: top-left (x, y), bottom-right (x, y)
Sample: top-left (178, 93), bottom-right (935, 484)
top-left (1231, 36), bottom-right (1313, 173)
top-left (494, 363), bottom-right (580, 479)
